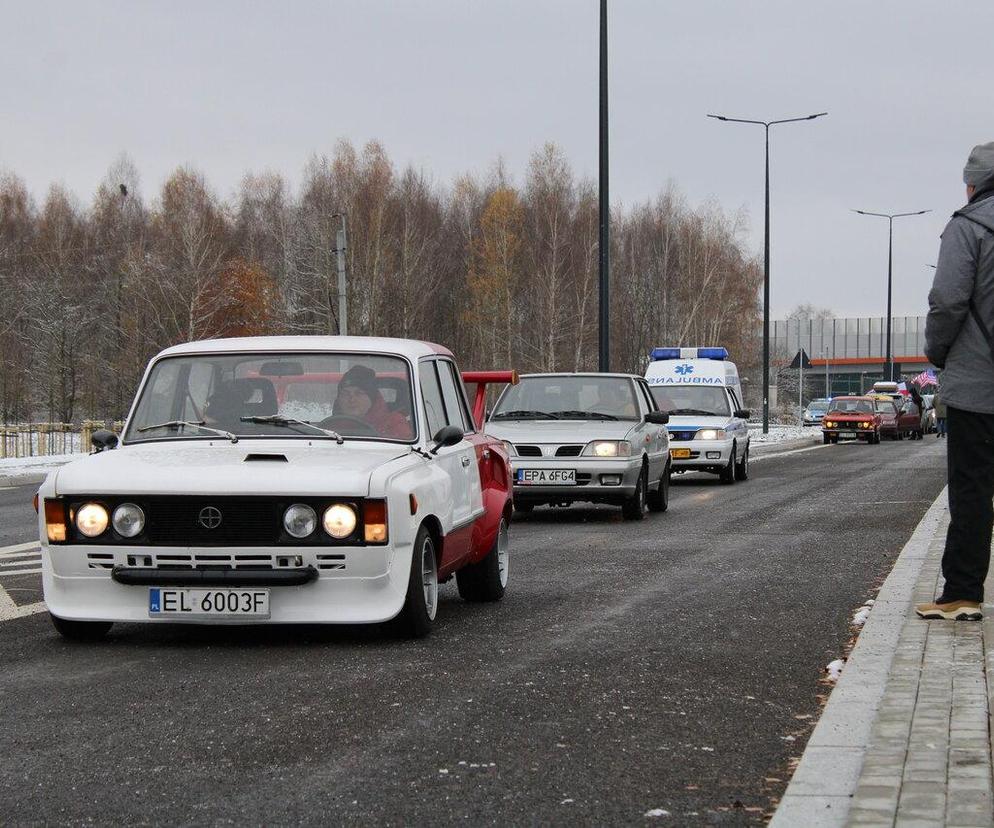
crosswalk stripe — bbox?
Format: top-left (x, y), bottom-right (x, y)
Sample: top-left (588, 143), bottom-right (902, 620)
top-left (0, 568), bottom-right (42, 576)
top-left (0, 541), bottom-right (42, 555)
top-left (0, 556), bottom-right (41, 566)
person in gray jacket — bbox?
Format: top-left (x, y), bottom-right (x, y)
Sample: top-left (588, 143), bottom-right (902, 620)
top-left (917, 142), bottom-right (994, 620)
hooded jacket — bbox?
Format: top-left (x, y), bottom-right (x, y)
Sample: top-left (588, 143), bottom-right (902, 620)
top-left (924, 169), bottom-right (994, 415)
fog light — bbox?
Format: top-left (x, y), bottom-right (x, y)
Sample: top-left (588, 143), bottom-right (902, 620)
top-left (600, 474), bottom-right (622, 486)
top-left (706, 451), bottom-right (721, 459)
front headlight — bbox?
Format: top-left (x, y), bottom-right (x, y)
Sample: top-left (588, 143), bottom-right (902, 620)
top-left (696, 429), bottom-right (726, 440)
top-left (112, 503), bottom-right (145, 538)
top-left (501, 440), bottom-right (516, 457)
top-left (824, 420), bottom-right (834, 428)
top-left (284, 504), bottom-right (318, 539)
top-left (76, 502), bottom-right (109, 538)
top-left (582, 440), bottom-right (632, 457)
top-left (323, 503), bottom-right (358, 539)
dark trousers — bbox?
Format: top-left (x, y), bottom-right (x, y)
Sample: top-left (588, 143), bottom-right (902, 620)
top-left (941, 406), bottom-right (994, 601)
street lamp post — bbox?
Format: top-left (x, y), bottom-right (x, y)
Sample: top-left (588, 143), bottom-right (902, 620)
top-left (852, 209), bottom-right (930, 382)
top-left (707, 112), bottom-right (827, 434)
top-left (598, 0), bottom-right (610, 372)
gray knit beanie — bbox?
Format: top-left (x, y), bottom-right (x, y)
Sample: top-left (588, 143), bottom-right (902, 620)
top-left (963, 142), bottom-right (994, 185)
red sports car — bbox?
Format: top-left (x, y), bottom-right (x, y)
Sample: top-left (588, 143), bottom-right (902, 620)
top-left (821, 397), bottom-right (881, 444)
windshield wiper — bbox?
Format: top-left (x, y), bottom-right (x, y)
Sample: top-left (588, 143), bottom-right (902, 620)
top-left (549, 409), bottom-right (619, 421)
top-left (240, 415), bottom-right (344, 444)
top-left (137, 420), bottom-right (239, 443)
top-left (667, 408), bottom-right (720, 416)
top-left (491, 410), bottom-right (560, 420)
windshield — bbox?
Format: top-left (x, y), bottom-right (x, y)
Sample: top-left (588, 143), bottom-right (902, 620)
top-left (829, 399), bottom-right (875, 414)
top-left (807, 402), bottom-right (830, 413)
top-left (874, 401), bottom-right (897, 414)
top-left (492, 376), bottom-right (640, 421)
top-left (649, 385), bottom-right (731, 417)
top-left (126, 352), bottom-right (416, 443)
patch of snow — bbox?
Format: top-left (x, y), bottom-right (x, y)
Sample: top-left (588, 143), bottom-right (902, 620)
top-left (826, 658), bottom-right (845, 682)
top-left (748, 424), bottom-right (820, 444)
top-left (852, 599), bottom-right (875, 627)
top-left (644, 808), bottom-right (671, 818)
top-left (0, 452), bottom-right (80, 471)
top-left (561, 799), bottom-right (574, 805)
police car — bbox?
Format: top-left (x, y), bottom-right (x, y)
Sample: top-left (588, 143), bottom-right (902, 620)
top-left (644, 347), bottom-right (752, 483)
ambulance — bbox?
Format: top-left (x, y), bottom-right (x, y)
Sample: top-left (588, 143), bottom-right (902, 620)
top-left (644, 347), bottom-right (752, 483)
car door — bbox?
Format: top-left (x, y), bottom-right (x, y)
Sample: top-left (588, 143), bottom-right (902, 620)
top-left (635, 379), bottom-right (667, 478)
top-left (725, 387), bottom-right (750, 449)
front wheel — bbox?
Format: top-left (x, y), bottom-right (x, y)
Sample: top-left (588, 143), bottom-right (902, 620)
top-left (823, 433), bottom-right (831, 445)
top-left (395, 524), bottom-right (438, 638)
top-left (622, 465), bottom-right (648, 520)
top-left (513, 502), bottom-right (534, 514)
top-left (456, 517), bottom-right (509, 602)
top-left (50, 614), bottom-right (113, 642)
top-left (719, 447), bottom-right (736, 485)
top-left (647, 463), bottom-right (670, 512)
top-left (734, 446), bottom-right (750, 481)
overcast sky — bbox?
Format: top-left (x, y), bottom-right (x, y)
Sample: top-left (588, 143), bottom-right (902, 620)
top-left (2, 0), bottom-right (989, 318)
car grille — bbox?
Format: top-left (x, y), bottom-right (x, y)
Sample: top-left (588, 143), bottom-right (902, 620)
top-left (144, 497), bottom-right (282, 545)
top-left (515, 445), bottom-right (542, 456)
top-left (555, 445), bottom-right (583, 457)
top-left (86, 550), bottom-right (346, 572)
top-left (669, 431), bottom-right (698, 442)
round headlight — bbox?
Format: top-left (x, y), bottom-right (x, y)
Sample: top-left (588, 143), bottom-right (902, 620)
top-left (76, 502), bottom-right (109, 538)
top-left (112, 503), bottom-right (145, 538)
top-left (323, 504), bottom-right (357, 539)
top-left (284, 504), bottom-right (317, 539)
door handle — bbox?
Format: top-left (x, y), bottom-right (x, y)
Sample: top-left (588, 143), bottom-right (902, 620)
top-left (461, 456), bottom-right (472, 467)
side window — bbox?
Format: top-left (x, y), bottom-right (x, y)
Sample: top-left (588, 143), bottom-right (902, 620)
top-left (637, 381), bottom-right (656, 414)
top-left (419, 362), bottom-right (446, 439)
top-left (438, 360), bottom-right (473, 432)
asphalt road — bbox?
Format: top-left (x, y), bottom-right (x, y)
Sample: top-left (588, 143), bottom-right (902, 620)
top-left (0, 438), bottom-right (948, 825)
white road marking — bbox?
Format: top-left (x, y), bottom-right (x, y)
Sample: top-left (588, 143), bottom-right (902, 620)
top-left (0, 585), bottom-right (46, 622)
top-left (750, 443), bottom-right (831, 461)
top-left (0, 541), bottom-right (42, 555)
top-left (0, 541), bottom-right (43, 579)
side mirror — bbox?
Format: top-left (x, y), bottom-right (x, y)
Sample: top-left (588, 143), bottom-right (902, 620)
top-left (91, 429), bottom-right (119, 452)
top-left (645, 411), bottom-right (669, 425)
top-left (430, 425), bottom-right (464, 454)
top-left (734, 409), bottom-right (751, 419)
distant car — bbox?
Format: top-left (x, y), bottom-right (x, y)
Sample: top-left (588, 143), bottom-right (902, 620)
top-left (803, 398), bottom-right (831, 427)
top-left (821, 396), bottom-right (881, 444)
top-left (37, 336), bottom-right (515, 640)
top-left (486, 373), bottom-right (671, 519)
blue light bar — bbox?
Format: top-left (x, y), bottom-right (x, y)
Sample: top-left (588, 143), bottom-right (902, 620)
top-left (649, 347), bottom-right (728, 361)
top-left (697, 347), bottom-right (728, 360)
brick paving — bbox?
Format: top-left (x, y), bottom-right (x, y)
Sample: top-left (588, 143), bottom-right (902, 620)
top-left (846, 509), bottom-right (994, 827)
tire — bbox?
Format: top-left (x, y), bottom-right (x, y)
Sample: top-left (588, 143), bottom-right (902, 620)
top-left (395, 524), bottom-right (438, 638)
top-left (831, 436), bottom-right (839, 444)
top-left (50, 614), bottom-right (112, 642)
top-left (823, 433), bottom-right (831, 445)
top-left (456, 517), bottom-right (509, 602)
top-left (622, 464), bottom-right (648, 520)
top-left (719, 446), bottom-right (736, 485)
top-left (647, 462), bottom-right (670, 512)
top-left (513, 502), bottom-right (534, 514)
top-left (734, 446), bottom-right (750, 481)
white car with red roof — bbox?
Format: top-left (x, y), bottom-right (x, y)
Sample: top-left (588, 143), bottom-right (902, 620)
top-left (37, 336), bottom-right (514, 639)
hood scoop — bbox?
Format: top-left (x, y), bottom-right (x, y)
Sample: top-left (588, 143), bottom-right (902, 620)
top-left (244, 453), bottom-right (289, 462)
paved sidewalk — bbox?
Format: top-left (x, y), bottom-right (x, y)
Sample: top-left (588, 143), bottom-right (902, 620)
top-left (772, 488), bottom-right (994, 827)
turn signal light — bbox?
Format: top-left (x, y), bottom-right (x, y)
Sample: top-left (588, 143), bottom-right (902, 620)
top-left (364, 500), bottom-right (388, 544)
top-left (45, 499), bottom-right (67, 543)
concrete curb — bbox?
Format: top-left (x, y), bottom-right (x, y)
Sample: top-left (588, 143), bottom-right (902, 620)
top-left (769, 486), bottom-right (950, 827)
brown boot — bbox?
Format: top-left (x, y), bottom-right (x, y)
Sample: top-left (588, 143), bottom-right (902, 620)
top-left (915, 599), bottom-right (982, 620)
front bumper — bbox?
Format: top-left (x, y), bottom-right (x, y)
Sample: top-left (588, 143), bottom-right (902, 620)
top-left (822, 426), bottom-right (876, 441)
top-left (668, 438), bottom-right (735, 472)
top-left (509, 457), bottom-right (643, 505)
top-left (41, 540), bottom-right (413, 625)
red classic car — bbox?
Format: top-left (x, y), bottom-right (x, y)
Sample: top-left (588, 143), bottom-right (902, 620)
top-left (821, 396), bottom-right (881, 444)
top-left (870, 396), bottom-right (923, 440)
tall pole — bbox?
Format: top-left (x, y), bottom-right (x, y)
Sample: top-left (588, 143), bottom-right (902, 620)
top-left (852, 209), bottom-right (931, 384)
top-left (763, 127), bottom-right (771, 433)
top-left (598, 0), bottom-right (610, 372)
top-left (707, 111), bottom-right (827, 434)
top-left (333, 213), bottom-right (348, 336)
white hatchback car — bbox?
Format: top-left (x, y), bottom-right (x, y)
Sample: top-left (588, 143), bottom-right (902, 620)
top-left (37, 336), bottom-right (513, 639)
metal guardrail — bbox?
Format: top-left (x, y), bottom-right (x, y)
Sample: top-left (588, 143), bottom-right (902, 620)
top-left (0, 421), bottom-right (124, 458)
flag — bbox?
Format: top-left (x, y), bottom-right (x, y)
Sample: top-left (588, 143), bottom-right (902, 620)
top-left (910, 370), bottom-right (937, 388)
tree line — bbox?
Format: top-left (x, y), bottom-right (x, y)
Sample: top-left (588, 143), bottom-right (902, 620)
top-left (0, 140), bottom-right (761, 423)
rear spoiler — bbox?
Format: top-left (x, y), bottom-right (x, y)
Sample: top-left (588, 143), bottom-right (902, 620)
top-left (461, 371), bottom-right (519, 430)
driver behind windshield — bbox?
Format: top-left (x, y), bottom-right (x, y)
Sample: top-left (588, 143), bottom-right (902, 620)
top-left (333, 365), bottom-right (413, 439)
top-left (594, 383), bottom-right (637, 418)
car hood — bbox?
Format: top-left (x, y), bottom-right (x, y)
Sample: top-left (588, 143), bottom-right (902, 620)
top-left (53, 440), bottom-right (411, 497)
top-left (485, 419), bottom-right (637, 444)
top-left (665, 415), bottom-right (732, 432)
